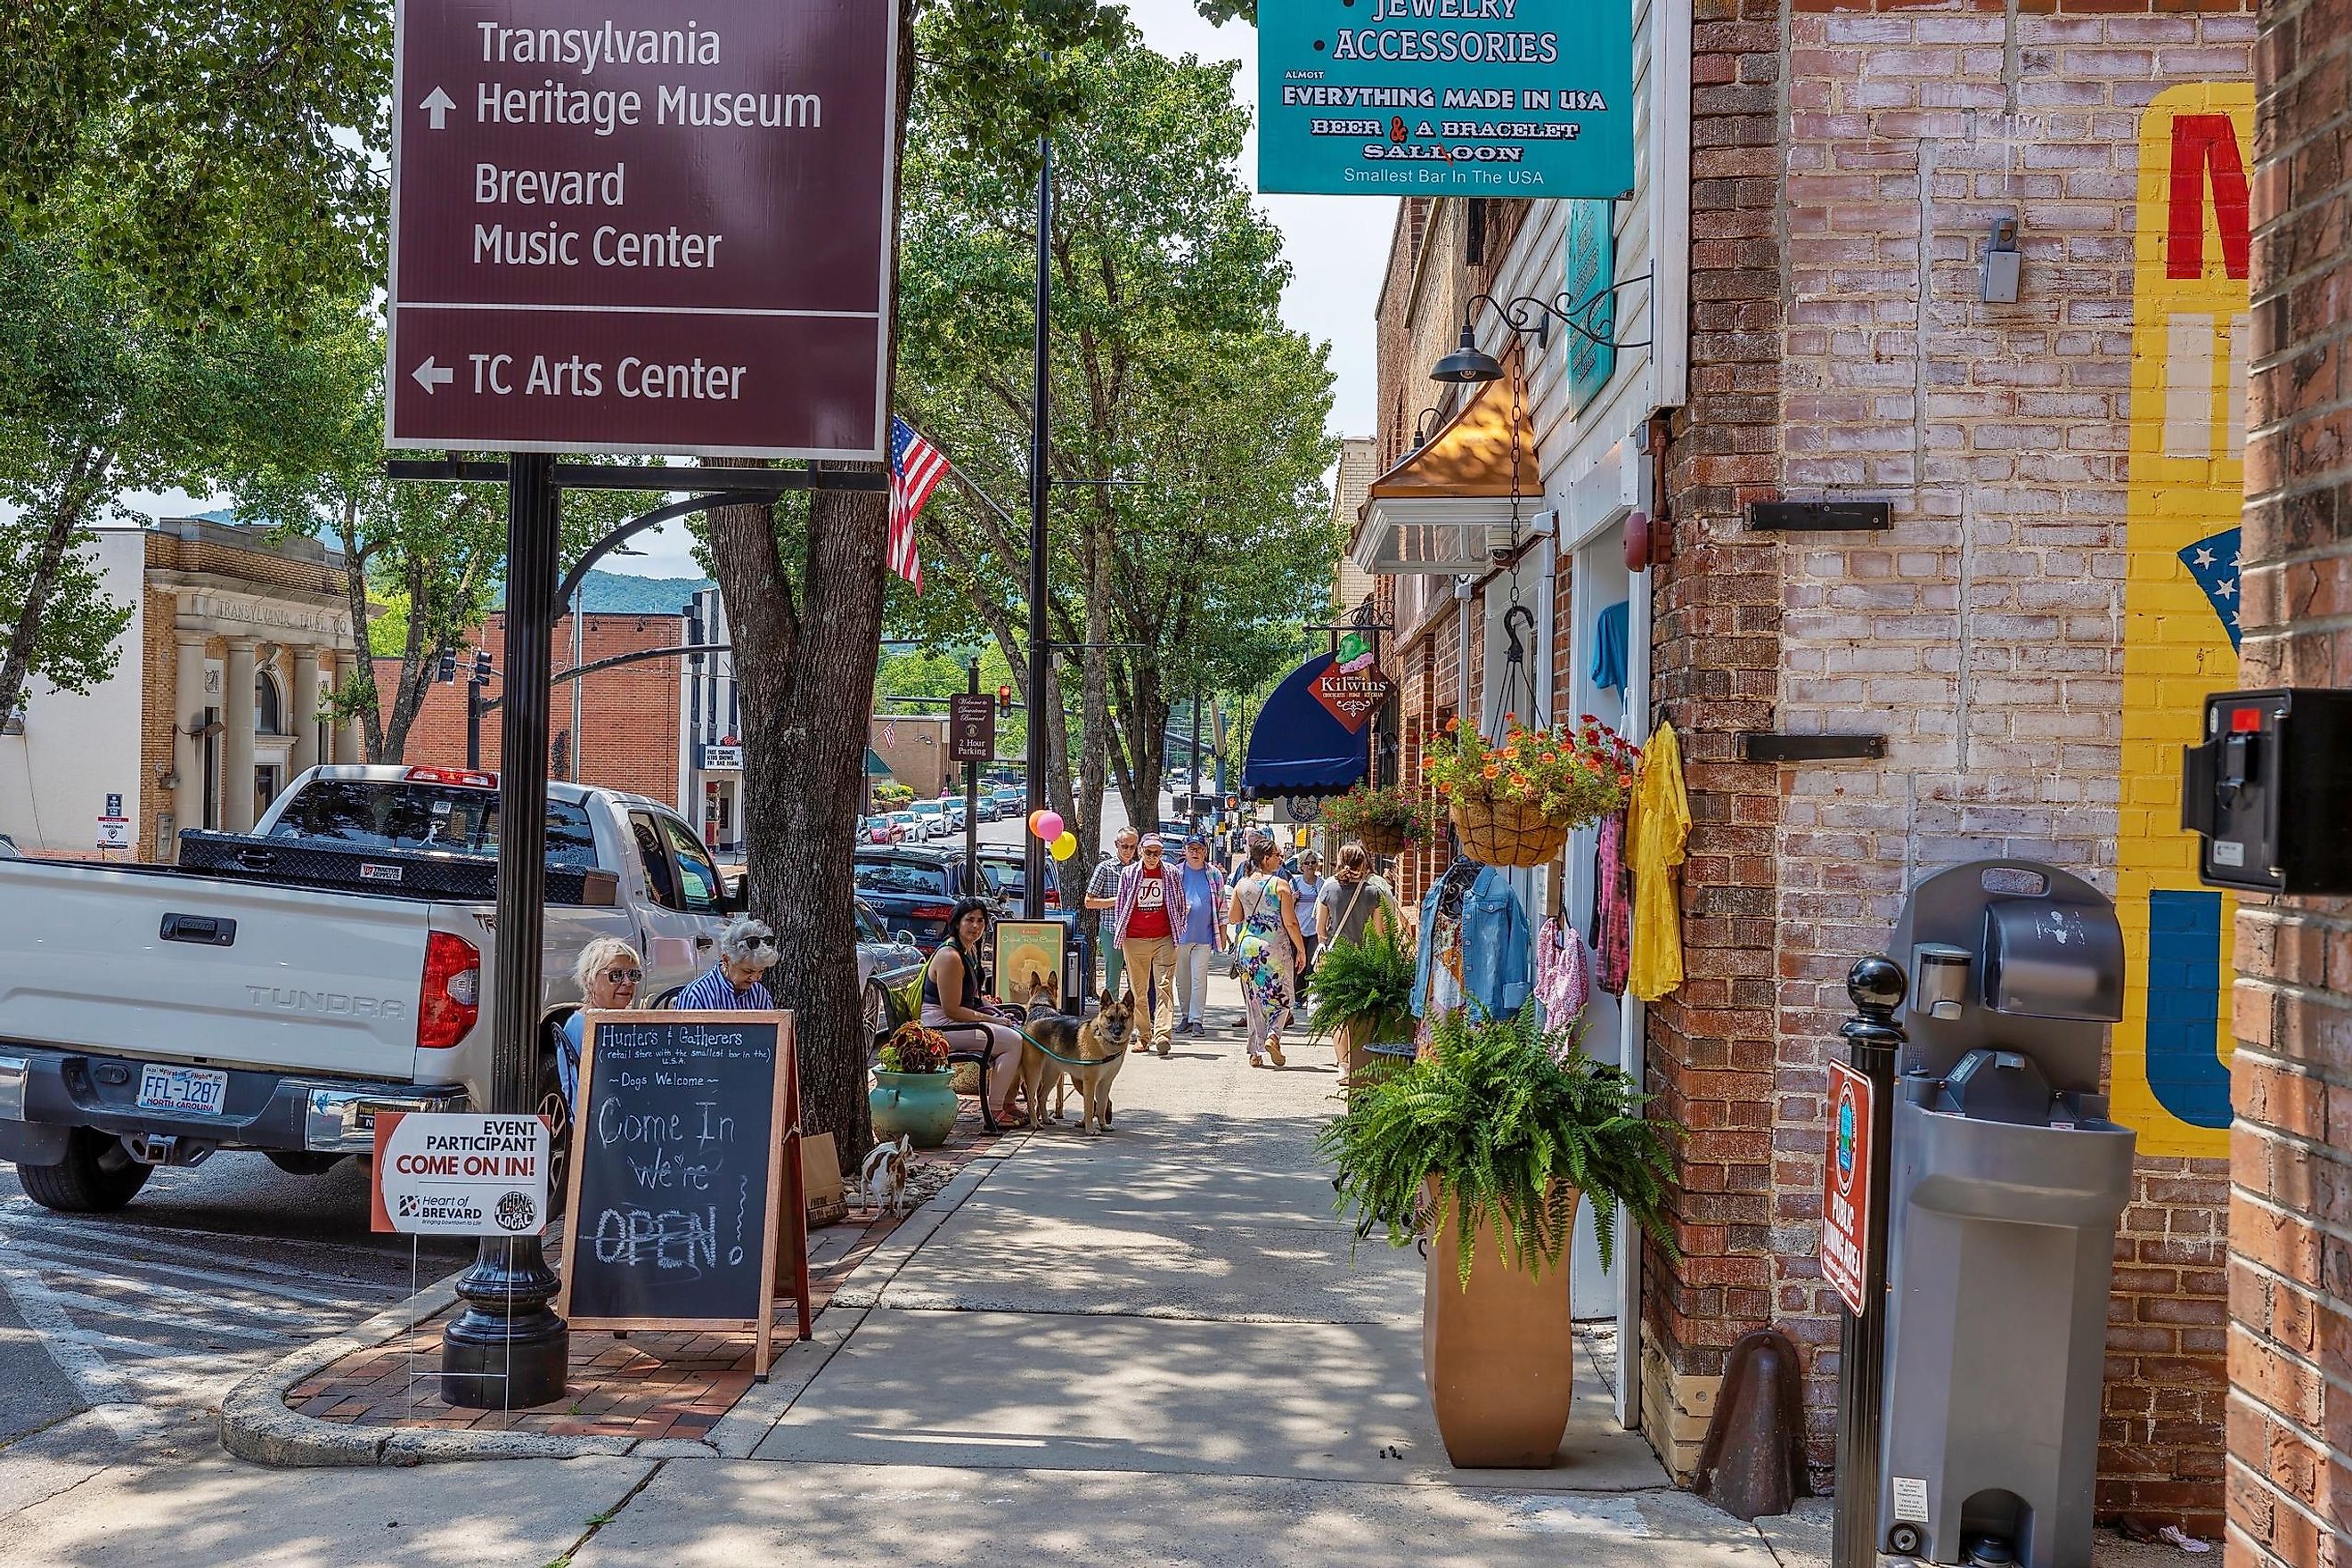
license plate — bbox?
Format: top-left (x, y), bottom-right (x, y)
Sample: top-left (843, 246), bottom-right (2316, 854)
top-left (135, 1064), bottom-right (229, 1115)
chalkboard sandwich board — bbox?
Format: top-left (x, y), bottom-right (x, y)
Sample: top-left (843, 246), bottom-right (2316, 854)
top-left (556, 1010), bottom-right (812, 1378)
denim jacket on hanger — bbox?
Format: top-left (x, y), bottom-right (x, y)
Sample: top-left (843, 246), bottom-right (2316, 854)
top-left (1412, 864), bottom-right (1533, 1020)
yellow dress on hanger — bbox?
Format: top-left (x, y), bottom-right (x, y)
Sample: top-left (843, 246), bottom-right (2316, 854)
top-left (1627, 720), bottom-right (1690, 1002)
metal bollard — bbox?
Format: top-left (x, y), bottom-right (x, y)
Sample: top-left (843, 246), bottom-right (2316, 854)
top-left (1831, 955), bottom-right (1905, 1568)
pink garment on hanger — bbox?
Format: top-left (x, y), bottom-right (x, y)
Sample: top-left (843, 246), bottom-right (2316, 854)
top-left (1534, 918), bottom-right (1591, 1025)
top-left (1592, 811), bottom-right (1630, 996)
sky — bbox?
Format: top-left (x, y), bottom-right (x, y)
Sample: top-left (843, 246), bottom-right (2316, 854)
top-left (109, 1), bottom-right (1395, 580)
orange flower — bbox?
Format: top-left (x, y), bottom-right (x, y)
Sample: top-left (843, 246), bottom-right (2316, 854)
top-left (1503, 745), bottom-right (1521, 759)
top-left (1446, 716), bottom-right (1460, 732)
top-left (1541, 752), bottom-right (1558, 764)
top-left (1482, 764), bottom-right (1500, 780)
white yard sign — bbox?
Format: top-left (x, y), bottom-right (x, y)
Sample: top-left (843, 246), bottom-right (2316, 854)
top-left (371, 1112), bottom-right (551, 1237)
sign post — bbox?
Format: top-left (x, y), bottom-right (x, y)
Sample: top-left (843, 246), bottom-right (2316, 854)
top-left (387, 0), bottom-right (894, 1408)
top-left (1830, 957), bottom-right (1906, 1568)
top-left (951, 674), bottom-right (993, 888)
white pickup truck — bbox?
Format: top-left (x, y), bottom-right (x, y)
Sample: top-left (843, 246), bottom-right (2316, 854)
top-left (0, 765), bottom-right (746, 1213)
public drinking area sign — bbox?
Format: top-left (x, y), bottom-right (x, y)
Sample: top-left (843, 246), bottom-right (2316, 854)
top-left (384, 0), bottom-right (897, 458)
top-left (1820, 1059), bottom-right (1874, 1315)
top-left (1256, 0), bottom-right (1633, 197)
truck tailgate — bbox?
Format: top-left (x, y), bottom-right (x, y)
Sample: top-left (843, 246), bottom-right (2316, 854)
top-left (0, 860), bottom-right (426, 1084)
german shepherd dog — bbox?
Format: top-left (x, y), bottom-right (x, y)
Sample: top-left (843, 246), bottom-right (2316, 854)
top-left (1020, 990), bottom-right (1135, 1135)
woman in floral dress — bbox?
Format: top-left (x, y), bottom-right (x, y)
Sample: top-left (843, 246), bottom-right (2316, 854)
top-left (1227, 839), bottom-right (1307, 1066)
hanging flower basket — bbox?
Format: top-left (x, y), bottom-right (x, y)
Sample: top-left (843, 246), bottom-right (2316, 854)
top-left (1320, 784), bottom-right (1438, 860)
top-left (1449, 795), bottom-right (1572, 868)
top-left (1425, 714), bottom-right (1641, 869)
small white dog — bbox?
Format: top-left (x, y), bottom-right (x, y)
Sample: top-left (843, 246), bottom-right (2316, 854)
top-left (859, 1133), bottom-right (914, 1217)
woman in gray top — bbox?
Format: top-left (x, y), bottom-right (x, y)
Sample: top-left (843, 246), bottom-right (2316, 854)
top-left (1314, 842), bottom-right (1399, 950)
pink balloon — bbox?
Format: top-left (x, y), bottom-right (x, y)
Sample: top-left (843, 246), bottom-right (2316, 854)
top-left (1034, 810), bottom-right (1066, 842)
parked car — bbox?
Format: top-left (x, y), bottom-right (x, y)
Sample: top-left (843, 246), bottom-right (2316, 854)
top-left (908, 801), bottom-right (949, 840)
top-left (861, 814), bottom-right (902, 845)
top-left (887, 809), bottom-right (925, 842)
top-left (974, 797), bottom-right (1001, 823)
top-left (0, 764), bottom-right (743, 1213)
top-left (976, 846), bottom-right (1062, 911)
top-left (855, 897), bottom-right (925, 1043)
top-left (851, 845), bottom-right (990, 949)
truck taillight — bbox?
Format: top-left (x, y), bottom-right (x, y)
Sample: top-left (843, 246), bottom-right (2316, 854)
top-left (404, 765), bottom-right (498, 790)
top-left (420, 932), bottom-right (481, 1049)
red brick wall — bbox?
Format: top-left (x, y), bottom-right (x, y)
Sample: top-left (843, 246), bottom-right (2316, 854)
top-left (2226, 0), bottom-right (2352, 1555)
top-left (1643, 0), bottom-right (1792, 1470)
top-left (391, 612), bottom-right (683, 804)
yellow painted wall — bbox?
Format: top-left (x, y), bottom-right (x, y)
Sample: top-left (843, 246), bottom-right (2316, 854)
top-left (2114, 83), bottom-right (2252, 1158)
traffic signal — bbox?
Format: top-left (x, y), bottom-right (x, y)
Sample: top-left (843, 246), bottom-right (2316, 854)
top-left (437, 649), bottom-right (457, 683)
top-left (997, 683), bottom-right (1013, 715)
top-left (471, 649), bottom-right (493, 685)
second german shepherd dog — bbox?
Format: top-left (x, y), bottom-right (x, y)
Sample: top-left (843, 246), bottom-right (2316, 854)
top-left (1019, 990), bottom-right (1135, 1135)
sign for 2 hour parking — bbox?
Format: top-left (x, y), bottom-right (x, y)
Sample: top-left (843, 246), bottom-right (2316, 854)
top-left (385, 0), bottom-right (898, 460)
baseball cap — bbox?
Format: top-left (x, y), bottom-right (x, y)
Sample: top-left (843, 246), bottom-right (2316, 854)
top-left (1139, 832), bottom-right (1164, 848)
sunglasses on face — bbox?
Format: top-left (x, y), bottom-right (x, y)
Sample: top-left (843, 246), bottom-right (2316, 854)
top-left (601, 968), bottom-right (643, 984)
top-left (1142, 848), bottom-right (1163, 857)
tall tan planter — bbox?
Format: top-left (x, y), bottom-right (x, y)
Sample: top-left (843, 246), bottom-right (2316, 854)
top-left (1422, 1182), bottom-right (1582, 1467)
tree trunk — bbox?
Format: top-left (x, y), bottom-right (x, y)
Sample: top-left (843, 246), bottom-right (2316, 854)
top-left (709, 491), bottom-right (887, 1160)
top-left (331, 503), bottom-right (388, 761)
top-left (0, 494), bottom-right (93, 724)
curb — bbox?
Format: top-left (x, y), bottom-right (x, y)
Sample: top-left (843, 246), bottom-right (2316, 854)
top-left (217, 1132), bottom-right (1017, 1468)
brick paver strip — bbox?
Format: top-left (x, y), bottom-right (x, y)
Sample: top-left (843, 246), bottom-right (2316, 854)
top-left (291, 1098), bottom-right (1007, 1438)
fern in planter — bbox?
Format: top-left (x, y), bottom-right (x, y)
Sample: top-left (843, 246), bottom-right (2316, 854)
top-left (1317, 1002), bottom-right (1678, 1286)
top-left (1307, 927), bottom-right (1417, 1044)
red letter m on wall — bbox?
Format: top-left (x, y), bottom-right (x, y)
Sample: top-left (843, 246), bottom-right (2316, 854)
top-left (2168, 114), bottom-right (2250, 281)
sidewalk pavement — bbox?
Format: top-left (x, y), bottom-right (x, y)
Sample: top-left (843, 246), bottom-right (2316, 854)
top-left (0, 971), bottom-right (2196, 1566)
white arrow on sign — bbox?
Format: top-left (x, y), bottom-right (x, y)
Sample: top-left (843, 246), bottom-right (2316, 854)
top-left (420, 86), bottom-right (456, 129)
top-left (412, 358), bottom-right (454, 394)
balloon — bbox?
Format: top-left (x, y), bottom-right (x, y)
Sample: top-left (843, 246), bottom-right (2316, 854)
top-left (1050, 831), bottom-right (1077, 861)
top-left (1034, 810), bottom-right (1066, 842)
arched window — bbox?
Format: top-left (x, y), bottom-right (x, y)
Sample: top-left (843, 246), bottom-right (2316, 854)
top-left (255, 671), bottom-right (282, 736)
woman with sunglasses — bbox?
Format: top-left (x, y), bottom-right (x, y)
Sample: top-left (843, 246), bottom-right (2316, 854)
top-left (558, 935), bottom-right (644, 1113)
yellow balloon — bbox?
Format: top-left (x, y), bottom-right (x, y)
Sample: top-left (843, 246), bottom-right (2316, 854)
top-left (1050, 831), bottom-right (1077, 860)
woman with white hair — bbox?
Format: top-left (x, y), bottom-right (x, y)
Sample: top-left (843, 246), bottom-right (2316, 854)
top-left (557, 935), bottom-right (643, 1112)
top-left (674, 916), bottom-right (781, 1010)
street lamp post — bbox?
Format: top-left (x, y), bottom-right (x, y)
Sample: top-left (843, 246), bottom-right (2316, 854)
top-left (441, 451), bottom-right (568, 1409)
top-left (1024, 130), bottom-right (1051, 922)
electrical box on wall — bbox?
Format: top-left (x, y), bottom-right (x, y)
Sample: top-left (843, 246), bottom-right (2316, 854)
top-left (2180, 688), bottom-right (2352, 894)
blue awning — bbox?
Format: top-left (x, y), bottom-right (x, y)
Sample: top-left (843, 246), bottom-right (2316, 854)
top-left (1241, 653), bottom-right (1368, 799)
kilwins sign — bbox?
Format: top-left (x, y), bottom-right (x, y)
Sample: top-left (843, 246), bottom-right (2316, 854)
top-left (1311, 663), bottom-right (1393, 732)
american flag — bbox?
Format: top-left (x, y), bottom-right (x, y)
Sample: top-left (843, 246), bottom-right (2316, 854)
top-left (2176, 526), bottom-right (2242, 651)
top-left (888, 416), bottom-right (948, 592)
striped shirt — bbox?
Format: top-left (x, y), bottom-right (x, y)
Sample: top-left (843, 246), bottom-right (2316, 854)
top-left (674, 964), bottom-right (775, 1012)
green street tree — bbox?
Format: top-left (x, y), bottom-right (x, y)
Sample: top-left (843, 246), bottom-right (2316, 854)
top-left (223, 304), bottom-right (653, 762)
top-left (3, 0), bottom-right (388, 323)
top-left (697, 0), bottom-right (1136, 1159)
top-left (0, 224), bottom-right (273, 725)
top-left (894, 27), bottom-right (1335, 886)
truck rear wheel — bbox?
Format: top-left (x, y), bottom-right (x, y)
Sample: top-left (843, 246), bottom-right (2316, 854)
top-left (18, 1129), bottom-right (154, 1213)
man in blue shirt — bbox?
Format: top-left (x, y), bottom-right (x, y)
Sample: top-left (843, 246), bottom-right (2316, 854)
top-left (1172, 835), bottom-right (1225, 1036)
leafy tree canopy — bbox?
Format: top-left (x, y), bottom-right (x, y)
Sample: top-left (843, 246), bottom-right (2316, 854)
top-left (2, 0), bottom-right (388, 323)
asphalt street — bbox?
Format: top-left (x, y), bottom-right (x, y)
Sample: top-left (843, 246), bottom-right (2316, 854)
top-left (0, 1154), bottom-right (469, 1444)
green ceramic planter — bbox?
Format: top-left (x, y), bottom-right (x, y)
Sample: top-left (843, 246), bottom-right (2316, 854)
top-left (870, 1070), bottom-right (957, 1148)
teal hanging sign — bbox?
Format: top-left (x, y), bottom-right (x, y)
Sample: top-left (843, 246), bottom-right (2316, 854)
top-left (1563, 199), bottom-right (1615, 413)
top-left (1256, 0), bottom-right (1634, 198)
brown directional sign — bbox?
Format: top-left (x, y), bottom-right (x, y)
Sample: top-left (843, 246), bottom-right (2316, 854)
top-left (385, 0), bottom-right (896, 460)
top-left (948, 694), bottom-right (996, 765)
